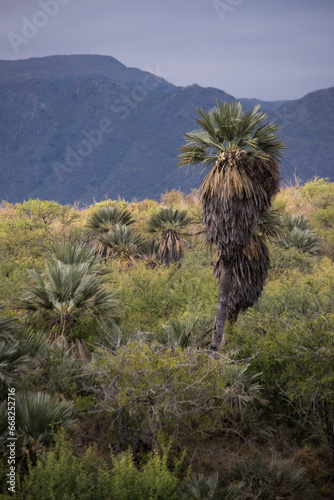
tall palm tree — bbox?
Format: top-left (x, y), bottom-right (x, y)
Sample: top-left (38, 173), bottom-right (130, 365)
top-left (147, 206), bottom-right (192, 265)
top-left (178, 101), bottom-right (284, 350)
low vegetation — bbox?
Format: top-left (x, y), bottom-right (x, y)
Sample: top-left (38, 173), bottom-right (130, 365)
top-left (0, 178), bottom-right (333, 498)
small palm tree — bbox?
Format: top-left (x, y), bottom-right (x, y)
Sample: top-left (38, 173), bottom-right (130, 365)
top-left (86, 205), bottom-right (134, 233)
top-left (86, 205), bottom-right (135, 258)
top-left (147, 206), bottom-right (192, 265)
top-left (184, 472), bottom-right (243, 499)
top-left (0, 305), bottom-right (47, 393)
top-left (99, 224), bottom-right (147, 264)
top-left (278, 213), bottom-right (320, 255)
top-left (0, 392), bottom-right (75, 456)
top-left (232, 453), bottom-right (311, 499)
top-left (162, 318), bottom-right (211, 349)
top-left (178, 101), bottom-right (284, 350)
top-left (20, 245), bottom-right (118, 340)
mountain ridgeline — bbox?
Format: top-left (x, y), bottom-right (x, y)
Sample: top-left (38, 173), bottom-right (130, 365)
top-left (0, 54), bottom-right (333, 204)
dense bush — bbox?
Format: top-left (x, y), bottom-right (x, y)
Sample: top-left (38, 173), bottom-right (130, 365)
top-left (92, 340), bottom-right (267, 449)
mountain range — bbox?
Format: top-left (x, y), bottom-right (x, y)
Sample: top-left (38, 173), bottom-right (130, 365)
top-left (0, 54), bottom-right (333, 204)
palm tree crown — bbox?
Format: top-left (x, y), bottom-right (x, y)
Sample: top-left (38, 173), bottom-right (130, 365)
top-left (86, 206), bottom-right (135, 258)
top-left (99, 224), bottom-right (147, 263)
top-left (86, 205), bottom-right (134, 234)
top-left (179, 101), bottom-right (284, 260)
top-left (178, 100), bottom-right (284, 167)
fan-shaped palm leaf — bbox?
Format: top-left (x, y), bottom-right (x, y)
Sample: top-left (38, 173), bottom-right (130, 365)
top-left (86, 205), bottom-right (134, 234)
top-left (184, 471), bottom-right (243, 499)
top-left (278, 227), bottom-right (320, 256)
top-left (20, 254), bottom-right (118, 337)
top-left (99, 224), bottom-right (147, 263)
top-left (257, 208), bottom-right (284, 242)
top-left (281, 213), bottom-right (313, 232)
top-left (0, 341), bottom-right (28, 389)
top-left (0, 392), bottom-right (75, 455)
top-left (278, 213), bottom-right (320, 255)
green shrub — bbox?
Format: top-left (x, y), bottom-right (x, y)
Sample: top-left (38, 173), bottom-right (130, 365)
top-left (16, 431), bottom-right (184, 500)
top-left (92, 340), bottom-right (267, 448)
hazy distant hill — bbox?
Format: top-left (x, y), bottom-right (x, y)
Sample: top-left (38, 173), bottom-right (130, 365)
top-left (0, 55), bottom-right (333, 204)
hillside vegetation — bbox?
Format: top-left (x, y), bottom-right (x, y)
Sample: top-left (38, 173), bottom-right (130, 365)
top-left (0, 178), bottom-right (334, 498)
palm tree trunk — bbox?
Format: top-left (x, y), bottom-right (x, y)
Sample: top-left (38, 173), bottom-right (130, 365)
top-left (211, 262), bottom-right (232, 351)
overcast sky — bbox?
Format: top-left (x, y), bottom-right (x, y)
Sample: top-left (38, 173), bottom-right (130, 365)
top-left (1, 0), bottom-right (333, 100)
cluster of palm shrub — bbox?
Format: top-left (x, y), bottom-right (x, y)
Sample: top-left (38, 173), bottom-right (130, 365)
top-left (0, 176), bottom-right (333, 497)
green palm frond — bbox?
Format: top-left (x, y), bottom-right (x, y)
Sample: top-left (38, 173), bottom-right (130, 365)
top-left (232, 453), bottom-right (311, 499)
top-left (86, 205), bottom-right (135, 234)
top-left (47, 242), bottom-right (108, 274)
top-left (0, 392), bottom-right (75, 454)
top-left (99, 224), bottom-right (147, 262)
top-left (17, 327), bottom-right (49, 358)
top-left (162, 318), bottom-right (211, 349)
top-left (0, 341), bottom-right (28, 389)
top-left (278, 227), bottom-right (320, 256)
top-left (20, 246), bottom-right (118, 336)
top-left (147, 206), bottom-right (192, 234)
top-left (0, 302), bottom-right (19, 341)
top-left (281, 213), bottom-right (314, 232)
top-left (178, 100), bottom-right (285, 170)
top-left (257, 209), bottom-right (284, 242)
top-left (278, 213), bottom-right (320, 255)
top-left (184, 471), bottom-right (243, 499)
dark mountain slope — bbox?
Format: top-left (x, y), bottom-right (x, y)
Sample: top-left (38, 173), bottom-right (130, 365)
top-left (0, 55), bottom-right (333, 204)
top-left (272, 87), bottom-right (334, 181)
top-left (0, 54), bottom-right (173, 90)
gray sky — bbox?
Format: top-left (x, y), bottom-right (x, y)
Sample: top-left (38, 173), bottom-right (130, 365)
top-left (1, 0), bottom-right (333, 100)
